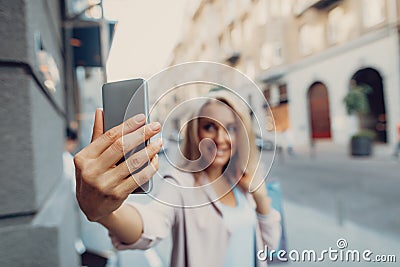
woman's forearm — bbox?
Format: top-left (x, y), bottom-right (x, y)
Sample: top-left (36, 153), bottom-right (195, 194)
top-left (98, 203), bottom-right (144, 245)
top-left (253, 193), bottom-right (271, 215)
top-left (252, 184), bottom-right (271, 215)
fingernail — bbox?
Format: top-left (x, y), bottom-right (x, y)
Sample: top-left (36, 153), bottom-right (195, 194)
top-left (150, 122), bottom-right (161, 131)
top-left (134, 114), bottom-right (146, 123)
top-left (152, 153), bottom-right (158, 163)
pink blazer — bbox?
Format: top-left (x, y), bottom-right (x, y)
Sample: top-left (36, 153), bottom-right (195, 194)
top-left (110, 170), bottom-right (282, 267)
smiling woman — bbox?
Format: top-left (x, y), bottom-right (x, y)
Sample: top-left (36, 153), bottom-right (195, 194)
top-left (197, 106), bottom-right (238, 169)
top-left (75, 88), bottom-right (281, 267)
top-left (109, 88), bottom-right (281, 266)
top-left (180, 89), bottom-right (257, 188)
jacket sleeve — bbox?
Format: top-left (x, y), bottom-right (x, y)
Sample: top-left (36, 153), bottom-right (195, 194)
top-left (256, 208), bottom-right (282, 250)
top-left (109, 179), bottom-right (181, 250)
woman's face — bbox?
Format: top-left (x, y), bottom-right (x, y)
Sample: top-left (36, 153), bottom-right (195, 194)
top-left (198, 101), bottom-right (238, 169)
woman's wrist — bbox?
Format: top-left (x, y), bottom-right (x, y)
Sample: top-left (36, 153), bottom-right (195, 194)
top-left (97, 209), bottom-right (119, 228)
top-left (252, 191), bottom-right (267, 201)
top-left (251, 183), bottom-right (267, 199)
top-left (251, 186), bottom-right (271, 215)
top-left (97, 204), bottom-right (144, 245)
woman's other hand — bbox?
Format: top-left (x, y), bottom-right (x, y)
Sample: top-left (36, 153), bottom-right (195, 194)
top-left (237, 171), bottom-right (271, 215)
top-left (237, 171), bottom-right (266, 196)
top-left (74, 109), bottom-right (162, 222)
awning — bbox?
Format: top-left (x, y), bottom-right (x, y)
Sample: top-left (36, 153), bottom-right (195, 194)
top-left (258, 66), bottom-right (288, 83)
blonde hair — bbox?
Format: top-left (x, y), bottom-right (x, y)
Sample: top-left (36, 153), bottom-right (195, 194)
top-left (180, 89), bottom-right (260, 180)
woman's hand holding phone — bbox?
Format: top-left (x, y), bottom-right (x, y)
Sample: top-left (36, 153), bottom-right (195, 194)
top-left (74, 109), bottom-right (162, 222)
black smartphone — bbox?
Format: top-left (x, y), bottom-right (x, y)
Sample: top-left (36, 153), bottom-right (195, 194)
top-left (102, 78), bottom-right (152, 193)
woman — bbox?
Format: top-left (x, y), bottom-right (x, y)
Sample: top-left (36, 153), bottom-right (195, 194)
top-left (74, 89), bottom-right (281, 267)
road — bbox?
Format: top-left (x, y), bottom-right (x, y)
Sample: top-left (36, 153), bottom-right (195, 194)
top-left (268, 142), bottom-right (400, 239)
top-left (117, 141), bottom-right (400, 266)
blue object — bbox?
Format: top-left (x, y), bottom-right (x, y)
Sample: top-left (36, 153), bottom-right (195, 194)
top-left (266, 179), bottom-right (288, 264)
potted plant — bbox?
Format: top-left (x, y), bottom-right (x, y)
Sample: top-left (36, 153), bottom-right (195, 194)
top-left (343, 82), bottom-right (376, 156)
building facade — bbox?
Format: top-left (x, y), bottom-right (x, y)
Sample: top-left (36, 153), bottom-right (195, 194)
top-left (167, 0), bottom-right (400, 148)
top-left (0, 0), bottom-right (79, 266)
top-left (0, 0), bottom-right (114, 266)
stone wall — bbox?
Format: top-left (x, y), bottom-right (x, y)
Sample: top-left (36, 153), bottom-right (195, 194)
top-left (0, 0), bottom-right (79, 266)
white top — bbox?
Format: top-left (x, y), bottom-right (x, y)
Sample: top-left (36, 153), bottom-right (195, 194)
top-left (109, 170), bottom-right (282, 267)
top-left (220, 186), bottom-right (257, 267)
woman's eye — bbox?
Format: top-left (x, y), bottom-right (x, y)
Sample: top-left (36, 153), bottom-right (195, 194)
top-left (227, 125), bottom-right (237, 133)
top-left (203, 123), bottom-right (216, 131)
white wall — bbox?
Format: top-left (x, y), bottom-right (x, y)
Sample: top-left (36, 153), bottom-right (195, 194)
top-left (286, 32), bottom-right (400, 146)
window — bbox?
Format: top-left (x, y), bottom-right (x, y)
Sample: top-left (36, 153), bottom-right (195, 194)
top-left (264, 84), bottom-right (288, 106)
top-left (240, 0), bottom-right (251, 9)
top-left (268, 0), bottom-right (293, 17)
top-left (264, 83), bottom-right (289, 132)
top-left (226, 0), bottom-right (236, 24)
top-left (270, 84), bottom-right (280, 106)
top-left (299, 23), bottom-right (324, 55)
top-left (272, 43), bottom-right (283, 65)
top-left (245, 59), bottom-right (255, 79)
top-left (328, 6), bottom-right (357, 44)
top-left (264, 88), bottom-right (271, 103)
top-left (269, 0), bottom-right (281, 17)
top-left (362, 0), bottom-right (385, 28)
top-left (300, 25), bottom-right (312, 55)
top-left (260, 43), bottom-right (271, 69)
top-left (243, 17), bottom-right (252, 42)
top-left (293, 0), bottom-right (320, 15)
top-left (281, 0), bottom-right (292, 16)
top-left (230, 24), bottom-right (242, 49)
top-left (327, 6), bottom-right (343, 44)
top-left (256, 0), bottom-right (268, 25)
top-left (279, 84), bottom-right (288, 104)
top-left (219, 33), bottom-right (231, 53)
top-left (260, 42), bottom-right (283, 66)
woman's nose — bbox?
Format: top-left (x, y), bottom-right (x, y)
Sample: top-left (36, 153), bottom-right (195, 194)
top-left (215, 127), bottom-right (229, 144)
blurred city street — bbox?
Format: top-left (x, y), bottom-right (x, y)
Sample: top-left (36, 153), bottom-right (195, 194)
top-left (269, 142), bottom-right (400, 266)
top-left (270, 142), bottom-right (400, 240)
top-left (2, 0), bottom-right (400, 266)
top-left (159, 140), bottom-right (400, 242)
top-left (115, 141), bottom-right (400, 267)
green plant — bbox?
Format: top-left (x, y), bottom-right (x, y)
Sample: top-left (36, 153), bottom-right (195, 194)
top-left (351, 129), bottom-right (376, 140)
top-left (343, 82), bottom-right (373, 131)
top-left (343, 83), bottom-right (372, 115)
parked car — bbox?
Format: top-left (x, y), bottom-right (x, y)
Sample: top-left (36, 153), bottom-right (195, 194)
top-left (255, 135), bottom-right (274, 151)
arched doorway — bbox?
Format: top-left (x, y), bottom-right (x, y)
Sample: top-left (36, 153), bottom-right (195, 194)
top-left (351, 68), bottom-right (386, 143)
top-left (308, 82), bottom-right (332, 139)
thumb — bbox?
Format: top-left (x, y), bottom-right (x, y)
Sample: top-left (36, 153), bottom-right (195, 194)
top-left (91, 108), bottom-right (104, 143)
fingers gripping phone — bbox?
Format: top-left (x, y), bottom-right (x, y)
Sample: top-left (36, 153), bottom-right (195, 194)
top-left (102, 78), bottom-right (152, 193)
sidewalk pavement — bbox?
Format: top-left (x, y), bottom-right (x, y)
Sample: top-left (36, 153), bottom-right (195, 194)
top-left (116, 198), bottom-right (400, 267)
top-left (269, 141), bottom-right (400, 241)
top-left (282, 200), bottom-right (400, 266)
top-left (287, 140), bottom-right (398, 162)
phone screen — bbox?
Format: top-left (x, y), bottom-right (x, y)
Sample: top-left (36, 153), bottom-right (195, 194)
top-left (102, 78), bottom-right (151, 193)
